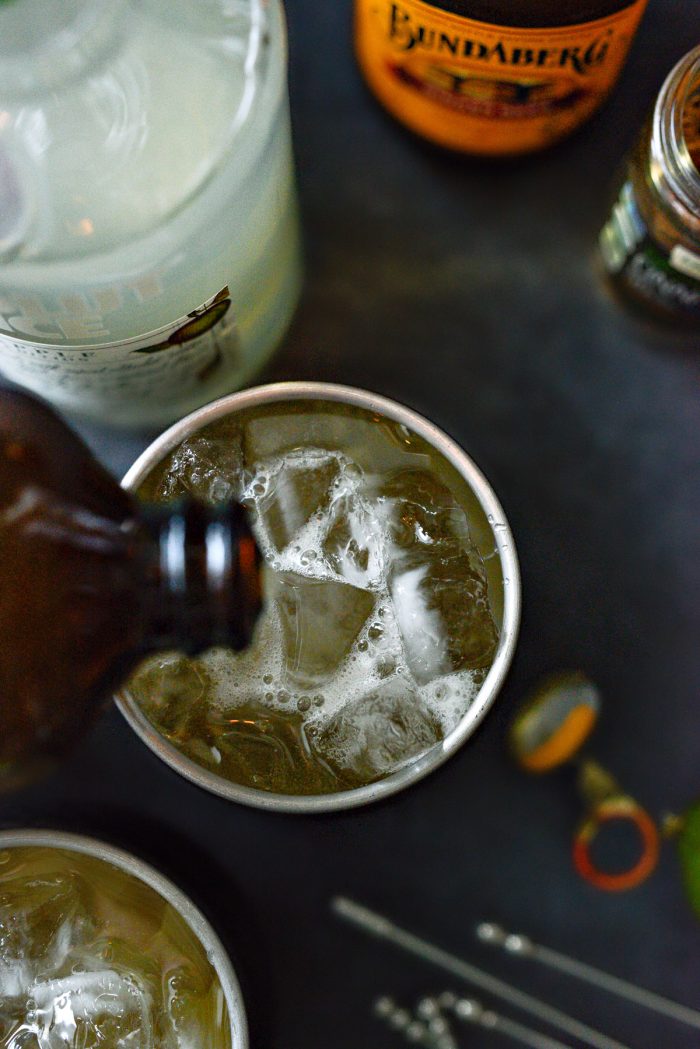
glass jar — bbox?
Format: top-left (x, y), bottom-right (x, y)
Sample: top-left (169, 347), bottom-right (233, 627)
top-left (0, 0), bottom-right (302, 427)
top-left (354, 0), bottom-right (649, 155)
top-left (599, 46), bottom-right (700, 326)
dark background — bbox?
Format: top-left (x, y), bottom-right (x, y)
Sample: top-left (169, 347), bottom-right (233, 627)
top-left (4, 3), bottom-right (700, 1047)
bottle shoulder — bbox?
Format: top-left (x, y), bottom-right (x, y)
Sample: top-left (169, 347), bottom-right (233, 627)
top-left (414, 0), bottom-right (642, 29)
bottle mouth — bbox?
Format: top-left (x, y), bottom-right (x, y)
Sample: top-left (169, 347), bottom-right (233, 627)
top-left (651, 45), bottom-right (700, 223)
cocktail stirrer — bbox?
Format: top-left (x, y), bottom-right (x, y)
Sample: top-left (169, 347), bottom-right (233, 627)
top-left (476, 922), bottom-right (700, 1031)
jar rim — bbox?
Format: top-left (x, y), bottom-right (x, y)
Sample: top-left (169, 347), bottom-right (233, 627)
top-left (651, 45), bottom-right (700, 225)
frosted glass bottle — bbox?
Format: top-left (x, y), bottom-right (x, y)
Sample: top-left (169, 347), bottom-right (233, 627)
top-left (0, 0), bottom-right (301, 427)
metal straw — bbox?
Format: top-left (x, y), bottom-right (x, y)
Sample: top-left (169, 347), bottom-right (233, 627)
top-left (477, 922), bottom-right (700, 1032)
top-left (332, 897), bottom-right (630, 1049)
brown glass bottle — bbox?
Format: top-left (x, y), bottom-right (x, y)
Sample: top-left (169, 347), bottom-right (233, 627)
top-left (0, 390), bottom-right (262, 791)
top-left (355, 0), bottom-right (649, 154)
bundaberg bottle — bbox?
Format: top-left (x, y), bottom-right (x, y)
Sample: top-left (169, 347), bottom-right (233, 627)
top-left (355, 0), bottom-right (650, 155)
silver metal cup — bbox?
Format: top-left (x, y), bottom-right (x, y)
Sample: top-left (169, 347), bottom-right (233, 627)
top-left (0, 828), bottom-right (248, 1048)
top-left (118, 381), bottom-right (521, 813)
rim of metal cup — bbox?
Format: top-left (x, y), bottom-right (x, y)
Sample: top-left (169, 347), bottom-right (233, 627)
top-left (117, 381), bottom-right (521, 813)
top-left (0, 828), bottom-right (249, 1049)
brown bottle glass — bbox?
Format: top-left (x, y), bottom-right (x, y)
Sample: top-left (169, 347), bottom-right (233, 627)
top-left (0, 390), bottom-right (262, 791)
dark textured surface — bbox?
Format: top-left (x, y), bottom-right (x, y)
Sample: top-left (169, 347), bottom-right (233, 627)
top-left (3, 3), bottom-right (700, 1047)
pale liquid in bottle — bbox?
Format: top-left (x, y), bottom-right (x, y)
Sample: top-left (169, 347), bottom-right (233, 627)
top-left (0, 0), bottom-right (300, 426)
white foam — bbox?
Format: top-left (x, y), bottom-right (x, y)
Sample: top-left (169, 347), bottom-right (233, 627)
top-left (420, 670), bottom-right (481, 735)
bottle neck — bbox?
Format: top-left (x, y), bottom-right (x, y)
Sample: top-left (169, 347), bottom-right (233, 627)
top-left (416, 0), bottom-right (640, 29)
top-left (0, 0), bottom-right (129, 98)
top-left (650, 46), bottom-right (700, 237)
top-left (137, 500), bottom-right (262, 657)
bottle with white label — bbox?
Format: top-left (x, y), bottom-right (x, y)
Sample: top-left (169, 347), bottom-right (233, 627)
top-left (0, 0), bottom-right (302, 427)
top-left (599, 46), bottom-right (700, 327)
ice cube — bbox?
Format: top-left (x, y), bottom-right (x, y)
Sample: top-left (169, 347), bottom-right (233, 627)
top-left (253, 450), bottom-right (340, 553)
top-left (128, 654), bottom-right (213, 748)
top-left (208, 702), bottom-right (308, 793)
top-left (0, 872), bottom-right (92, 997)
top-left (31, 969), bottom-right (154, 1049)
top-left (206, 701), bottom-right (341, 795)
top-left (243, 412), bottom-right (431, 475)
top-left (157, 426), bottom-right (245, 504)
top-left (391, 554), bottom-right (497, 684)
top-left (384, 470), bottom-right (498, 684)
top-left (322, 491), bottom-right (386, 588)
top-left (390, 565), bottom-right (452, 683)
top-left (311, 678), bottom-right (440, 782)
top-left (0, 995), bottom-right (31, 1048)
top-left (272, 571), bottom-right (375, 687)
top-left (244, 413), bottom-right (343, 461)
top-left (383, 468), bottom-right (473, 551)
top-left (164, 963), bottom-right (211, 1048)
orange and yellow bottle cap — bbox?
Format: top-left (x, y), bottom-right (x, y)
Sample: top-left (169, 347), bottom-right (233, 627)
top-left (509, 671), bottom-right (600, 773)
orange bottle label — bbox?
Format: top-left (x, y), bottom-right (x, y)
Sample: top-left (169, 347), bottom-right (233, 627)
top-left (355, 0), bottom-right (649, 154)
